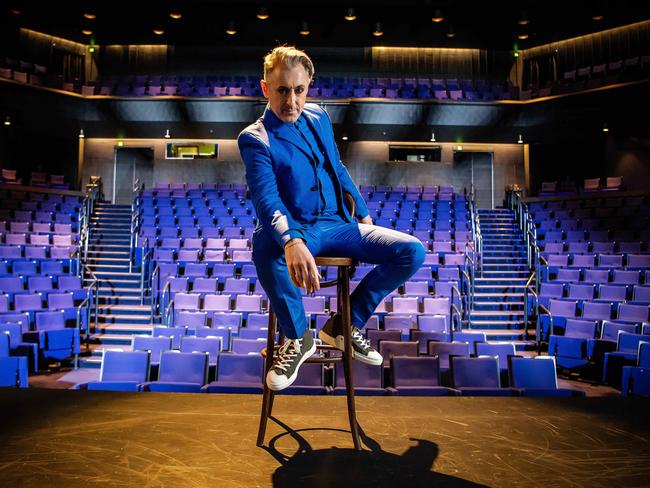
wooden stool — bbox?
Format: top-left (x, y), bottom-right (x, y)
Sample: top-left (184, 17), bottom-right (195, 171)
top-left (256, 256), bottom-right (362, 451)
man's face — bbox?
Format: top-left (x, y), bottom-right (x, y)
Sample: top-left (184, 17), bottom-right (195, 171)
top-left (261, 63), bottom-right (311, 124)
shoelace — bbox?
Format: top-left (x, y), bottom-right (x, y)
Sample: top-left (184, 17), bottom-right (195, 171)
top-left (351, 328), bottom-right (372, 352)
top-left (274, 338), bottom-right (301, 373)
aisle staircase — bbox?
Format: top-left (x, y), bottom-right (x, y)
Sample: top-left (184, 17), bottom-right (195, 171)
top-left (80, 202), bottom-right (152, 368)
top-left (469, 208), bottom-right (535, 350)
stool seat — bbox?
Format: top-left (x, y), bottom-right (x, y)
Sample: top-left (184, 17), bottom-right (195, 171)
top-left (314, 256), bottom-right (355, 266)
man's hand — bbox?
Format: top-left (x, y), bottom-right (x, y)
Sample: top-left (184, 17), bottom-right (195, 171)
top-left (359, 215), bottom-right (373, 225)
top-left (284, 239), bottom-right (320, 293)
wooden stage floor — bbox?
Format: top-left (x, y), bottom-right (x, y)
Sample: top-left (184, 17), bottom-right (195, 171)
top-left (0, 389), bottom-right (648, 487)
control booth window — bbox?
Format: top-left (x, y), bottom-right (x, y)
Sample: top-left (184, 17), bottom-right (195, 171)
top-left (166, 142), bottom-right (218, 159)
top-left (388, 144), bottom-right (441, 162)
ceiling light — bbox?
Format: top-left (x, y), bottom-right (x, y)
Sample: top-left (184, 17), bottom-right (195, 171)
top-left (341, 134), bottom-right (349, 141)
top-left (456, 145), bottom-right (463, 151)
top-left (79, 129), bottom-right (85, 138)
top-left (3, 116), bottom-right (10, 126)
top-left (226, 21), bottom-right (237, 35)
top-left (170, 12), bottom-right (182, 19)
top-left (11, 8), bottom-right (21, 15)
top-left (517, 134), bottom-right (523, 144)
top-left (344, 8), bottom-right (356, 21)
top-left (431, 9), bottom-right (444, 23)
top-left (89, 47), bottom-right (96, 53)
top-left (373, 22), bottom-right (383, 37)
top-left (299, 21), bottom-right (310, 36)
top-left (430, 131), bottom-right (436, 142)
top-left (518, 31), bottom-right (529, 40)
top-left (117, 141), bottom-right (124, 147)
top-left (446, 25), bottom-right (455, 38)
top-left (164, 129), bottom-right (171, 139)
top-left (513, 51), bottom-right (519, 57)
top-left (257, 7), bottom-right (269, 20)
top-left (592, 14), bottom-right (604, 21)
top-left (84, 12), bottom-right (96, 20)
top-left (602, 123), bottom-right (609, 132)
top-left (153, 29), bottom-right (164, 35)
top-left (81, 29), bottom-right (93, 36)
top-left (518, 11), bottom-right (529, 25)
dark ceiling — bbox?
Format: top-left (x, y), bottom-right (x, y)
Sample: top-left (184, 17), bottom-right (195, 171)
top-left (3, 0), bottom-right (649, 50)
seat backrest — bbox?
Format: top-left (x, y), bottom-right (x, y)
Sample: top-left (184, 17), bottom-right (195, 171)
top-left (391, 356), bottom-right (441, 387)
top-left (619, 304), bottom-right (650, 323)
top-left (451, 356), bottom-right (500, 388)
top-left (216, 352), bottom-right (263, 382)
top-left (100, 350), bottom-right (150, 382)
top-left (564, 318), bottom-right (598, 339)
top-left (618, 333), bottom-right (650, 354)
top-left (427, 341), bottom-right (470, 369)
top-left (475, 342), bottom-right (516, 371)
top-left (157, 351), bottom-right (208, 384)
top-left (510, 356), bottom-right (558, 389)
top-left (132, 335), bottom-right (173, 363)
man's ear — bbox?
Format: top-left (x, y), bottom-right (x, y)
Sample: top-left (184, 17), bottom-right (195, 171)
top-left (260, 79), bottom-right (269, 98)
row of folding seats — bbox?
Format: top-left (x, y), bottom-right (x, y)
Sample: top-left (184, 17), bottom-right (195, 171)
top-left (539, 229), bottom-right (650, 244)
top-left (0, 234), bottom-right (77, 246)
top-left (537, 282), bottom-right (650, 307)
top-left (0, 222), bottom-right (76, 234)
top-left (547, 267), bottom-right (650, 285)
top-left (527, 195), bottom-right (648, 213)
top-left (544, 253), bottom-right (650, 270)
top-left (542, 241), bottom-right (650, 254)
top-left (0, 208), bottom-right (79, 222)
top-left (531, 205), bottom-right (650, 221)
top-left (0, 259), bottom-right (74, 275)
top-left (0, 246), bottom-right (75, 261)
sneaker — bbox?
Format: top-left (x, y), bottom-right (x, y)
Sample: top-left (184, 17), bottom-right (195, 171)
top-left (318, 314), bottom-right (383, 366)
top-left (266, 329), bottom-right (317, 391)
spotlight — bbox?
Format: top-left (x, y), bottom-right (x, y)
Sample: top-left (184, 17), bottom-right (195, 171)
top-left (84, 12), bottom-right (96, 20)
top-left (431, 9), bottom-right (444, 23)
top-left (517, 134), bottom-right (523, 144)
top-left (81, 29), bottom-right (93, 36)
top-left (300, 21), bottom-right (310, 36)
top-left (153, 29), bottom-right (164, 35)
top-left (518, 32), bottom-right (529, 40)
top-left (11, 8), bottom-right (21, 15)
top-left (446, 25), bottom-right (455, 38)
top-left (117, 141), bottom-right (124, 147)
top-left (3, 116), bottom-right (10, 126)
top-left (170, 12), bottom-right (182, 19)
top-left (373, 22), bottom-right (383, 36)
top-left (341, 134), bottom-right (349, 141)
top-left (226, 21), bottom-right (237, 35)
top-left (79, 129), bottom-right (85, 138)
top-left (344, 8), bottom-right (356, 21)
top-left (430, 131), bottom-right (436, 142)
top-left (602, 123), bottom-right (609, 132)
top-left (518, 11), bottom-right (529, 25)
top-left (592, 13), bottom-right (604, 21)
top-left (164, 129), bottom-right (171, 139)
top-left (257, 7), bottom-right (269, 20)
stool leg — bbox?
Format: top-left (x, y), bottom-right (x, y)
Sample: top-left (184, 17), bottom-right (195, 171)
top-left (257, 306), bottom-right (277, 447)
top-left (340, 265), bottom-right (362, 451)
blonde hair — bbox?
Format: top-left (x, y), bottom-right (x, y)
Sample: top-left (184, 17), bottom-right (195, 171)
top-left (263, 45), bottom-right (315, 81)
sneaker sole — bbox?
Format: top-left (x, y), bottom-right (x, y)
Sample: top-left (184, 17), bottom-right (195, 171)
top-left (318, 329), bottom-right (383, 367)
top-left (266, 341), bottom-right (318, 391)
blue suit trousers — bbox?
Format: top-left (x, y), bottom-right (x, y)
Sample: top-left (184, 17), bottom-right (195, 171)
top-left (252, 217), bottom-right (426, 339)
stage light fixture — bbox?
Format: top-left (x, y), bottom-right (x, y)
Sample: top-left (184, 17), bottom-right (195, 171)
top-left (602, 123), bottom-right (609, 132)
top-left (3, 116), bottom-right (10, 126)
top-left (300, 21), bottom-right (310, 36)
top-left (170, 12), bottom-right (182, 19)
top-left (153, 29), bottom-right (164, 35)
top-left (592, 13), bottom-right (604, 21)
top-left (518, 32), bottom-right (529, 40)
top-left (345, 8), bottom-right (356, 21)
top-left (257, 7), bottom-right (269, 20)
top-left (430, 131), bottom-right (436, 142)
top-left (79, 129), bottom-right (85, 138)
top-left (518, 11), bottom-right (529, 25)
top-left (82, 29), bottom-right (93, 36)
top-left (226, 21), bottom-right (237, 35)
top-left (164, 129), bottom-right (171, 139)
top-left (518, 134), bottom-right (523, 144)
top-left (373, 22), bottom-right (383, 36)
top-left (11, 8), bottom-right (22, 15)
top-left (342, 134), bottom-right (349, 141)
top-left (84, 13), bottom-right (96, 20)
top-left (431, 9), bottom-right (444, 23)
top-left (446, 25), bottom-right (455, 38)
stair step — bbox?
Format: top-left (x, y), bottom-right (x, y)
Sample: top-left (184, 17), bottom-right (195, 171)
top-left (468, 319), bottom-right (526, 328)
top-left (98, 295), bottom-right (143, 305)
top-left (89, 333), bottom-right (135, 345)
top-left (97, 304), bottom-right (152, 313)
top-left (96, 323), bottom-right (153, 334)
top-left (97, 314), bottom-right (153, 323)
top-left (472, 301), bottom-right (525, 309)
top-left (85, 257), bottom-right (131, 263)
top-left (94, 287), bottom-right (144, 295)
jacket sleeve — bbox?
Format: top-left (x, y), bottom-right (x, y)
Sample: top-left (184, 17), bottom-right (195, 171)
top-left (321, 109), bottom-right (369, 220)
top-left (238, 131), bottom-right (304, 248)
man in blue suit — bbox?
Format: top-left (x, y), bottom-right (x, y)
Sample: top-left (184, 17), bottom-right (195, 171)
top-left (238, 46), bottom-right (425, 391)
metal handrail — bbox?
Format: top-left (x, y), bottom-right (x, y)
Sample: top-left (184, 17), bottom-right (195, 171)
top-left (537, 303), bottom-right (552, 353)
top-left (165, 298), bottom-right (175, 325)
top-left (81, 264), bottom-right (99, 335)
top-left (523, 270), bottom-right (537, 342)
top-left (159, 280), bottom-right (172, 318)
top-left (140, 247), bottom-right (153, 305)
top-left (130, 179), bottom-right (144, 273)
top-left (150, 264), bottom-right (160, 317)
top-left (449, 283), bottom-right (464, 331)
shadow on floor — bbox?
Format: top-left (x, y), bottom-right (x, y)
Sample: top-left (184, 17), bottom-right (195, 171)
top-left (263, 416), bottom-right (489, 488)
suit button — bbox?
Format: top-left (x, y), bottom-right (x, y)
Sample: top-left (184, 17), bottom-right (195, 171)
top-left (310, 185), bottom-right (318, 191)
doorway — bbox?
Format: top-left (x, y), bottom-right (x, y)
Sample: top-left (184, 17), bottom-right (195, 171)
top-left (113, 147), bottom-right (154, 204)
top-left (452, 151), bottom-right (494, 209)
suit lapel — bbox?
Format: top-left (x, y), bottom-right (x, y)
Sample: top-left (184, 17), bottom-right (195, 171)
top-left (263, 106), bottom-right (313, 160)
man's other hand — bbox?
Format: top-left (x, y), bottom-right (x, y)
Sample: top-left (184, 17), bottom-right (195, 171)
top-left (284, 239), bottom-right (320, 293)
top-left (359, 215), bottom-right (373, 225)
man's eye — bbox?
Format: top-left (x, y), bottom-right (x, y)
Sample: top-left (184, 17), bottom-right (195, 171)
top-left (278, 88), bottom-right (287, 95)
top-left (295, 87), bottom-right (304, 94)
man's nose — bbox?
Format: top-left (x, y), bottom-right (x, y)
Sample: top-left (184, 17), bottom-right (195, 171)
top-left (287, 89), bottom-right (297, 106)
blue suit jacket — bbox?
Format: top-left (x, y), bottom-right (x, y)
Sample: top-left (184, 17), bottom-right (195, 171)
top-left (238, 103), bottom-right (369, 247)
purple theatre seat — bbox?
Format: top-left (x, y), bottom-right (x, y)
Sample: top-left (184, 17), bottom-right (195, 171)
top-left (223, 277), bottom-right (250, 295)
top-left (378, 340), bottom-right (418, 368)
top-left (427, 341), bottom-right (470, 372)
top-left (451, 356), bottom-right (516, 396)
top-left (132, 335), bottom-right (173, 366)
top-left (0, 319), bottom-right (38, 372)
top-left (140, 351), bottom-right (209, 393)
top-left (452, 331), bottom-right (487, 351)
top-left (616, 304), bottom-right (650, 325)
top-left (383, 315), bottom-right (415, 338)
top-left (231, 337), bottom-right (265, 354)
top-left (201, 352), bottom-right (264, 393)
top-left (245, 312), bottom-right (269, 329)
top-left (210, 311), bottom-right (241, 332)
top-left (621, 342), bottom-right (650, 397)
top-left (153, 325), bottom-right (186, 349)
top-left (0, 277), bottom-right (25, 297)
top-left (302, 296), bottom-right (326, 314)
top-left (603, 332), bottom-right (650, 388)
top-left (509, 356), bottom-right (585, 397)
top-left (234, 294), bottom-right (262, 313)
top-left (548, 318), bottom-right (598, 369)
top-left (0, 356), bottom-right (28, 387)
top-left (278, 362), bottom-right (330, 395)
top-left (584, 268), bottom-right (610, 284)
top-left (24, 310), bottom-right (80, 364)
top-left (570, 254), bottom-right (595, 268)
top-left (190, 277), bottom-right (219, 297)
top-left (627, 255), bottom-right (650, 270)
top-left (554, 268), bottom-right (581, 283)
top-left (475, 342), bottom-right (517, 374)
top-left (174, 310), bottom-right (208, 328)
top-left (333, 359), bottom-right (388, 395)
top-left (612, 270), bottom-right (641, 285)
top-left (391, 296), bottom-right (419, 314)
top-left (83, 350), bottom-right (150, 391)
top-left (366, 329), bottom-right (401, 350)
top-left (598, 254), bottom-right (624, 268)
top-left (540, 299), bottom-right (578, 338)
top-left (567, 283), bottom-right (596, 301)
top-left (390, 356), bottom-right (457, 396)
top-left (203, 294), bottom-right (231, 315)
top-left (173, 292), bottom-right (201, 313)
top-left (631, 286), bottom-right (650, 305)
